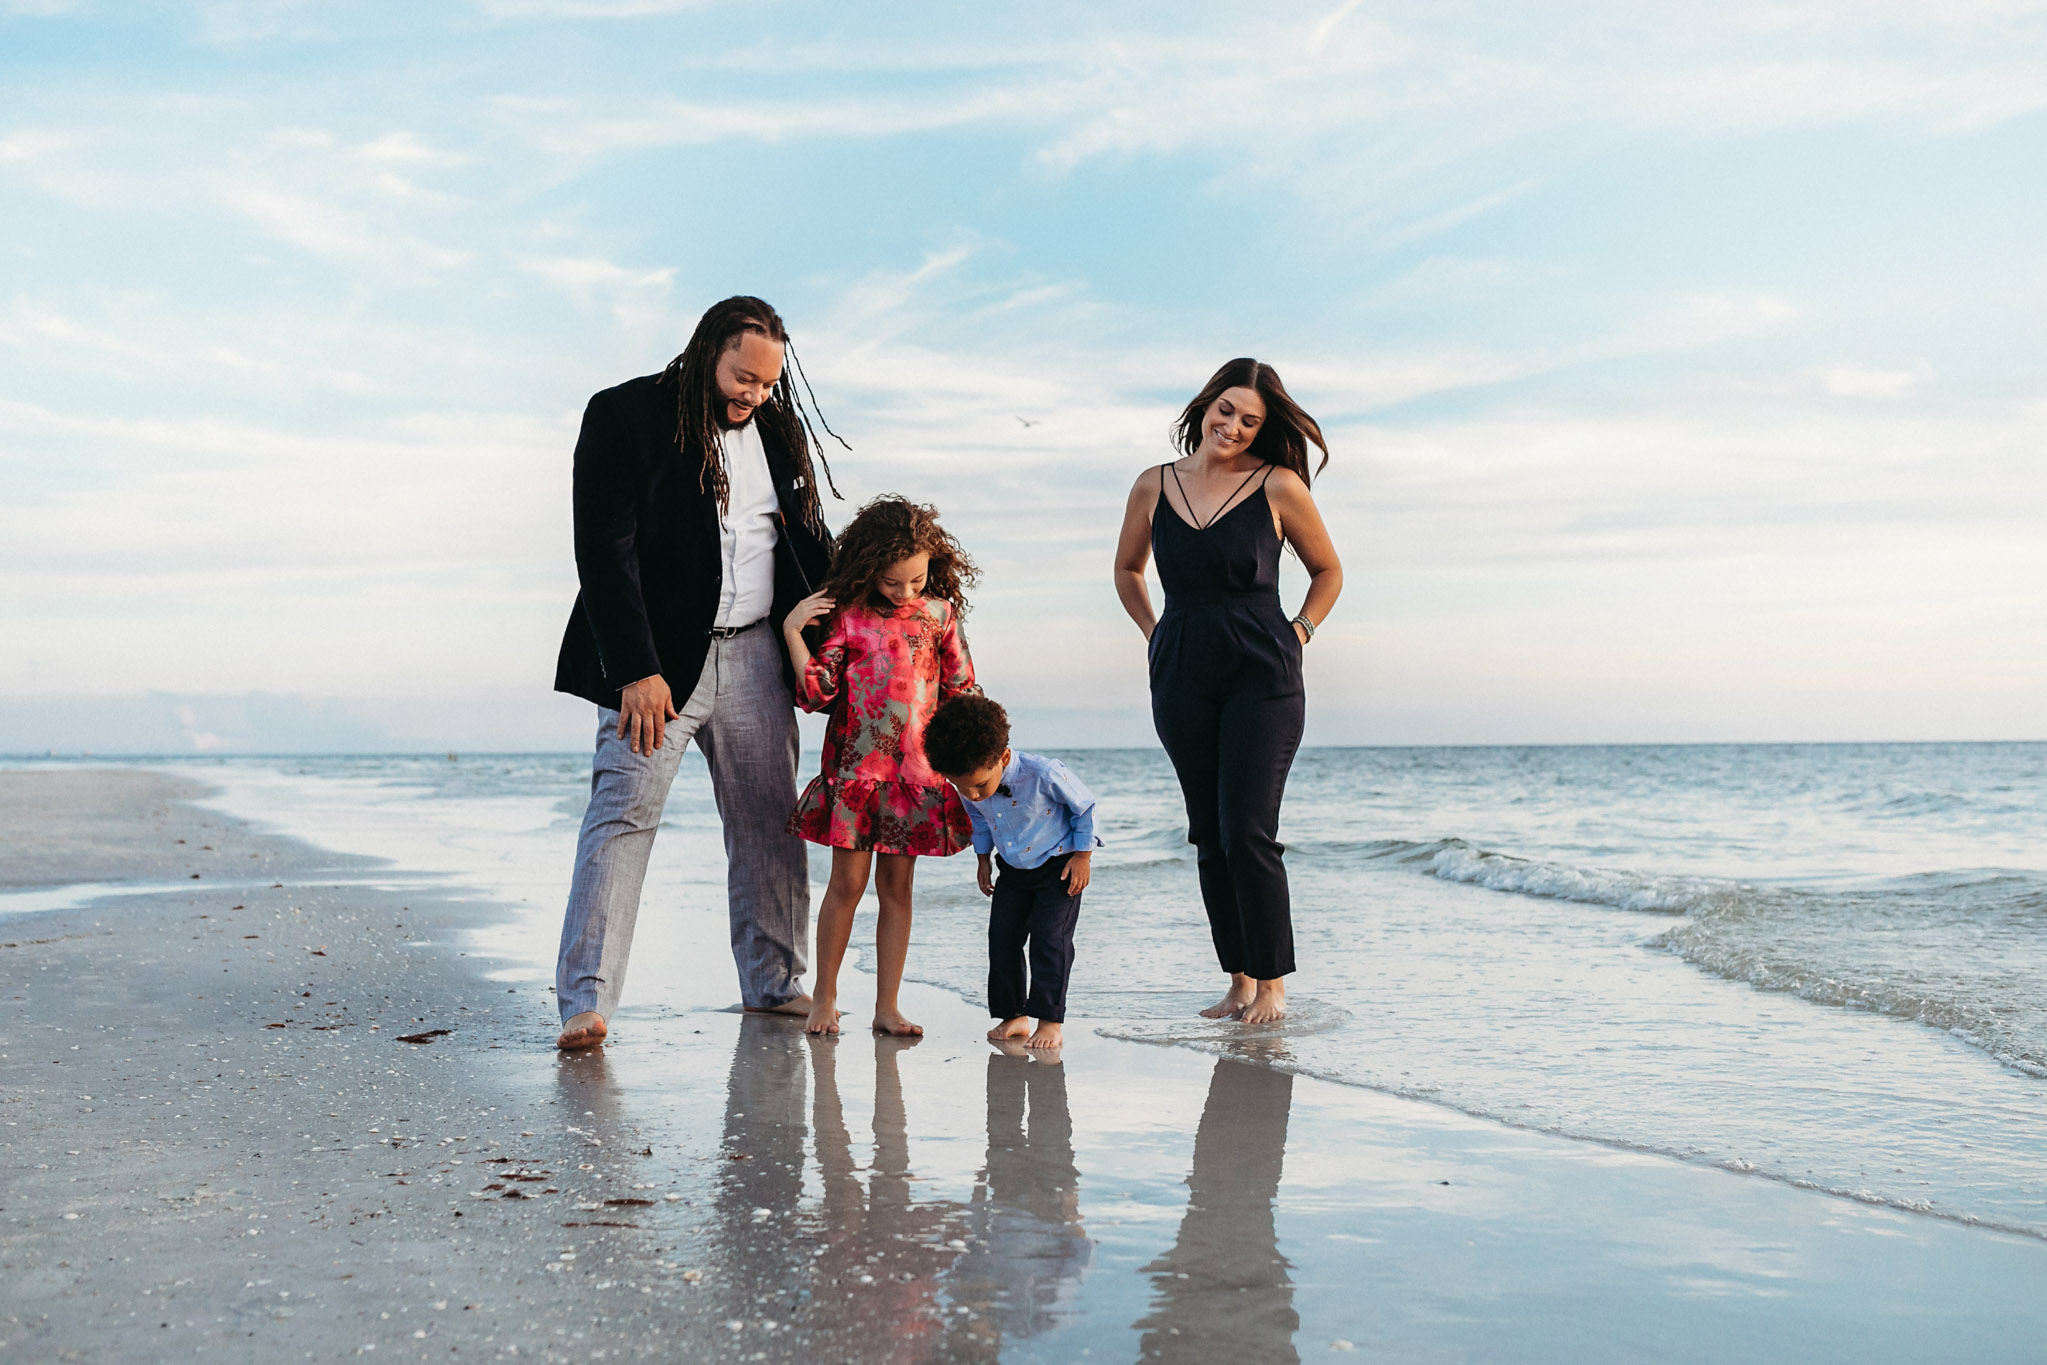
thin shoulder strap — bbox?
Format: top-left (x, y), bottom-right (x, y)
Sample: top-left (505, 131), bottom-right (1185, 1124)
top-left (1163, 461), bottom-right (1188, 523)
top-left (1256, 461), bottom-right (1278, 490)
top-left (1206, 463), bottom-right (1264, 529)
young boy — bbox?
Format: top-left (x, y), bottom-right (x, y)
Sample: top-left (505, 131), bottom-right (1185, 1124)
top-left (925, 694), bottom-right (1101, 1050)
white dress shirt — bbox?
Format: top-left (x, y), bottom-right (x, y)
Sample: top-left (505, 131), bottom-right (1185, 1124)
top-left (714, 420), bottom-right (780, 628)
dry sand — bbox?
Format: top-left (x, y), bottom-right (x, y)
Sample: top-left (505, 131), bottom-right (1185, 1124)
top-left (4, 768), bottom-right (2045, 1363)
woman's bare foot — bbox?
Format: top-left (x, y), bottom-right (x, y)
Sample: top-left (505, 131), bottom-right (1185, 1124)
top-left (805, 995), bottom-right (842, 1035)
top-left (987, 1016), bottom-right (1029, 1043)
top-left (1240, 979), bottom-right (1287, 1025)
top-left (746, 993), bottom-right (815, 1017)
top-left (555, 1012), bottom-right (607, 1051)
top-left (1026, 1020), bottom-right (1063, 1050)
top-left (872, 1007), bottom-right (924, 1037)
top-left (1199, 974), bottom-right (1257, 1019)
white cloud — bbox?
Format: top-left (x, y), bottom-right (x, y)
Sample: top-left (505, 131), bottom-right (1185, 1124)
top-left (1812, 364), bottom-right (1924, 399)
top-left (2, 3), bottom-right (2042, 740)
top-left (0, 130), bottom-right (76, 163)
top-left (518, 254), bottom-right (677, 326)
top-left (359, 131), bottom-right (455, 164)
top-left (1309, 0), bottom-right (1369, 51)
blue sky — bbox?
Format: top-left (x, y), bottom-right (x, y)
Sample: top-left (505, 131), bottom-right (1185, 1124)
top-left (3, 1), bottom-right (2044, 750)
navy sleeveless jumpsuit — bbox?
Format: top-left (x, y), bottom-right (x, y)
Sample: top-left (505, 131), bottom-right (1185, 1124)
top-left (1148, 465), bottom-right (1304, 981)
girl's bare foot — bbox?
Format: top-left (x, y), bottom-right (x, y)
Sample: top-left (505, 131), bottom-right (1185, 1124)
top-left (805, 995), bottom-right (842, 1035)
top-left (987, 1016), bottom-right (1029, 1042)
top-left (1241, 979), bottom-right (1287, 1025)
top-left (872, 1008), bottom-right (924, 1037)
top-left (555, 1011), bottom-right (607, 1051)
top-left (1026, 1020), bottom-right (1063, 1049)
top-left (1199, 974), bottom-right (1257, 1019)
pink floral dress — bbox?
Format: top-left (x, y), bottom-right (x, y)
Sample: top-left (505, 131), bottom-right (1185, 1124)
top-left (787, 596), bottom-right (977, 855)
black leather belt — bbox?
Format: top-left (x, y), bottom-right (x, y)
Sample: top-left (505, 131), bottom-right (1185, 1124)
top-left (708, 618), bottom-right (766, 640)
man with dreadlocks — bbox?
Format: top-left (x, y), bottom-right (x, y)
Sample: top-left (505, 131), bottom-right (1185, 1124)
top-left (551, 295), bottom-right (843, 1050)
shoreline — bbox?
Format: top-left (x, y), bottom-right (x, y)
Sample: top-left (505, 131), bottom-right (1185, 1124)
top-left (5, 766), bottom-right (2046, 1361)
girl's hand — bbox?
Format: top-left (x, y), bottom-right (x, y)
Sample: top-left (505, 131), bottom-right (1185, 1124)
top-left (784, 591), bottom-right (834, 639)
top-left (1293, 620), bottom-right (1309, 646)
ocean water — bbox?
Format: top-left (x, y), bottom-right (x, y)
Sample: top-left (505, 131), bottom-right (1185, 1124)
top-left (19, 741), bottom-right (2045, 1240)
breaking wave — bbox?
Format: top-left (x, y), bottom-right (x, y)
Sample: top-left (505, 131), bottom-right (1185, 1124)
top-left (1338, 836), bottom-right (2047, 1077)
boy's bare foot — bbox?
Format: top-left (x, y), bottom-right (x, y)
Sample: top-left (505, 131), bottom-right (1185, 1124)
top-left (1199, 975), bottom-right (1257, 1019)
top-left (555, 1012), bottom-right (607, 1051)
top-left (872, 1007), bottom-right (924, 1037)
top-left (1241, 979), bottom-right (1287, 1025)
top-left (987, 1016), bottom-right (1029, 1042)
top-left (1026, 1021), bottom-right (1063, 1049)
top-left (805, 996), bottom-right (842, 1035)
top-left (746, 993), bottom-right (815, 1017)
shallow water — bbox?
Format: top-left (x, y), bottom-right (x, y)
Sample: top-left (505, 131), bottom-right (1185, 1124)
top-left (67, 740), bottom-right (2047, 1239)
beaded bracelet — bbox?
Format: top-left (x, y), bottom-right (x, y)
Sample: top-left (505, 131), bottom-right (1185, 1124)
top-left (1292, 614), bottom-right (1317, 642)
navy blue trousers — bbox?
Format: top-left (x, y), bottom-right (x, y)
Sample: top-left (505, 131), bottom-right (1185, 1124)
top-left (1149, 603), bottom-right (1304, 980)
top-left (988, 852), bottom-right (1082, 1023)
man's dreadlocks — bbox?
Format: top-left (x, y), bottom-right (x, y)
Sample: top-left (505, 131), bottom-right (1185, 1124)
top-left (656, 295), bottom-right (845, 536)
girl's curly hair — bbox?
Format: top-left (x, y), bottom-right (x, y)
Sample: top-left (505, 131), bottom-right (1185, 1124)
top-left (822, 495), bottom-right (978, 618)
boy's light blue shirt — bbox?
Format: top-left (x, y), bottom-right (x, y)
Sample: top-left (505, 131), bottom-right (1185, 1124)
top-left (961, 752), bottom-right (1101, 870)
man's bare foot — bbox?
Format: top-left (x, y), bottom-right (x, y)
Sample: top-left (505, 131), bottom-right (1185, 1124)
top-left (1241, 979), bottom-right (1287, 1025)
top-left (987, 1016), bottom-right (1029, 1043)
top-left (555, 1012), bottom-right (607, 1051)
top-left (805, 995), bottom-right (842, 1035)
top-left (1026, 1020), bottom-right (1063, 1050)
top-left (1199, 975), bottom-right (1257, 1019)
top-left (746, 993), bottom-right (815, 1017)
top-left (872, 1007), bottom-right (924, 1037)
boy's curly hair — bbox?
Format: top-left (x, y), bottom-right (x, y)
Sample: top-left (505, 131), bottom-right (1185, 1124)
top-left (925, 694), bottom-right (1010, 777)
top-left (822, 495), bottom-right (978, 617)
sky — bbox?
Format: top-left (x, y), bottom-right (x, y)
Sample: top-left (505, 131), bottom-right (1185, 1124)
top-left (2, 0), bottom-right (2044, 752)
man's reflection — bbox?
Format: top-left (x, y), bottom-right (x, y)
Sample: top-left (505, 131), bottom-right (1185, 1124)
top-left (1136, 1052), bottom-right (1300, 1364)
top-left (707, 1012), bottom-right (814, 1326)
top-left (945, 1051), bottom-right (1092, 1350)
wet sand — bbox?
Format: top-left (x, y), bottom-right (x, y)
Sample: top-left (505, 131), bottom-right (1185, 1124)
top-left (4, 768), bottom-right (2046, 1362)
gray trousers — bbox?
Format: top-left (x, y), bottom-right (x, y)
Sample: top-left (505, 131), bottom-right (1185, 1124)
top-left (555, 622), bottom-right (811, 1020)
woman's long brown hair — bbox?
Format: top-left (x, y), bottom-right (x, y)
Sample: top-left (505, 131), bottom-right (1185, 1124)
top-left (1173, 358), bottom-right (1329, 485)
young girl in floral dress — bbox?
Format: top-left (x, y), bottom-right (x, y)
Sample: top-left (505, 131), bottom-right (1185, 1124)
top-left (783, 495), bottom-right (978, 1036)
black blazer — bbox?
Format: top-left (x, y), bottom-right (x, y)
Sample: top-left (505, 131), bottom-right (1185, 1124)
top-left (552, 374), bottom-right (834, 710)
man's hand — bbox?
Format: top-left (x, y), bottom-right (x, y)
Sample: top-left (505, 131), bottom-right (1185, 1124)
top-left (976, 853), bottom-right (995, 897)
top-left (1062, 851), bottom-right (1092, 894)
top-left (616, 674), bottom-right (679, 756)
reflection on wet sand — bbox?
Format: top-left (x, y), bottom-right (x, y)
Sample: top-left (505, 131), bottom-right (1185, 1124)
top-left (714, 1011), bottom-right (814, 1322)
top-left (804, 1029), bottom-right (971, 1354)
top-left (551, 1046), bottom-right (648, 1230)
top-left (704, 1015), bottom-right (981, 1356)
top-left (1137, 1050), bottom-right (1301, 1363)
top-left (945, 1053), bottom-right (1093, 1346)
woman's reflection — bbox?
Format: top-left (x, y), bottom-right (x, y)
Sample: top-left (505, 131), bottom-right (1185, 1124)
top-left (945, 1051), bottom-right (1093, 1348)
top-left (1136, 1051), bottom-right (1300, 1363)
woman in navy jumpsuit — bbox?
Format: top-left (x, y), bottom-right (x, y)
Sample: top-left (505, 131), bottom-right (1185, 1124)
top-left (1113, 359), bottom-right (1344, 1026)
